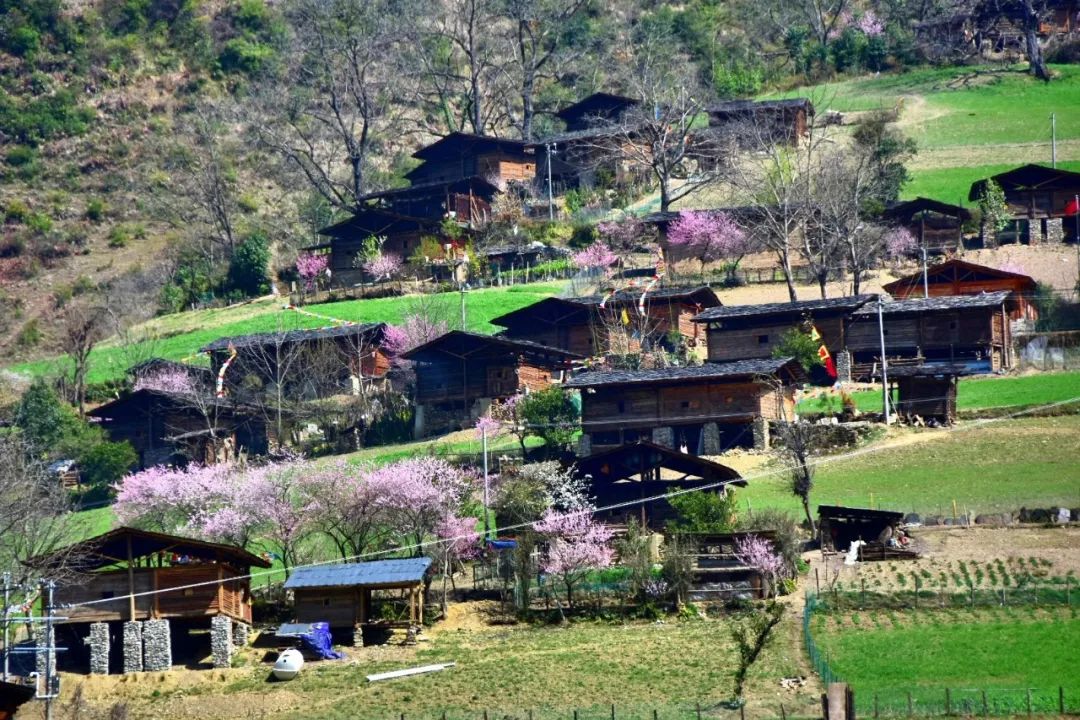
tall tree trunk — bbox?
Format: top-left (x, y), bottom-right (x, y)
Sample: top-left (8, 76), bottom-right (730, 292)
top-left (818, 273), bottom-right (828, 299)
top-left (780, 251), bottom-right (798, 302)
top-left (1022, 0), bottom-right (1051, 81)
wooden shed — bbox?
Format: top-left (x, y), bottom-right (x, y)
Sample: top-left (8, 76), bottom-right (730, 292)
top-left (87, 389), bottom-right (269, 469)
top-left (490, 286), bottom-right (720, 357)
top-left (575, 441), bottom-right (745, 528)
top-left (284, 558), bottom-right (431, 630)
top-left (845, 292), bottom-right (1012, 379)
top-left (682, 531), bottom-right (780, 601)
top-left (405, 133), bottom-right (536, 186)
top-left (882, 259), bottom-right (1037, 329)
top-left (819, 506), bottom-right (916, 561)
top-left (881, 197), bottom-right (972, 254)
top-left (402, 331), bottom-right (581, 438)
top-left (692, 295), bottom-right (877, 365)
top-left (565, 357), bottom-right (807, 452)
top-left (555, 92), bottom-right (640, 132)
top-left (47, 527), bottom-right (270, 625)
top-left (876, 363), bottom-right (973, 425)
top-left (969, 164), bottom-right (1080, 244)
top-left (705, 98), bottom-right (814, 145)
top-left (313, 209), bottom-right (435, 282)
top-left (201, 322), bottom-right (390, 401)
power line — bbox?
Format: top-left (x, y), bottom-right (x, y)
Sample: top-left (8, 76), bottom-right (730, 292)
top-left (62, 393), bottom-right (1080, 612)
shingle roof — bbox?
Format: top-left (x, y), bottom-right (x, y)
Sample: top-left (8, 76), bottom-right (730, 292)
top-left (284, 558), bottom-right (432, 589)
top-left (564, 358), bottom-right (804, 388)
top-left (400, 330), bottom-right (584, 360)
top-left (693, 295), bottom-right (877, 322)
top-left (489, 287), bottom-right (719, 328)
top-left (852, 292), bottom-right (1010, 316)
top-left (201, 323), bottom-right (386, 353)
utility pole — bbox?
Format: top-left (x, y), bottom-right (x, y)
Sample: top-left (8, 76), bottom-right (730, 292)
top-left (459, 283), bottom-right (467, 330)
top-left (921, 246), bottom-right (930, 299)
top-left (2, 572), bottom-right (10, 682)
top-left (545, 142), bottom-right (556, 221)
top-left (1051, 113), bottom-right (1057, 168)
top-left (877, 296), bottom-right (891, 425)
top-left (482, 425), bottom-right (491, 540)
top-left (42, 580), bottom-right (56, 720)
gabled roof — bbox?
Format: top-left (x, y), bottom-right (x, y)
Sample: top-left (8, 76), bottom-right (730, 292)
top-left (201, 322), bottom-right (386, 353)
top-left (882, 259), bottom-right (1036, 297)
top-left (576, 440), bottom-right (746, 485)
top-left (401, 330), bottom-right (584, 361)
top-left (968, 163), bottom-right (1080, 200)
top-left (317, 208), bottom-right (435, 239)
top-left (127, 358), bottom-right (212, 379)
top-left (873, 362), bottom-right (979, 379)
top-left (882, 197), bottom-right (972, 222)
top-left (693, 295), bottom-right (878, 323)
top-left (87, 388), bottom-right (238, 418)
top-left (555, 92), bottom-right (640, 123)
top-left (39, 526), bottom-right (271, 571)
top-left (564, 357), bottom-right (806, 388)
top-left (355, 176), bottom-right (502, 204)
top-left (706, 97), bottom-right (814, 116)
top-left (818, 505), bottom-right (903, 522)
top-left (284, 558), bottom-right (432, 589)
top-left (411, 132), bottom-right (533, 161)
top-left (852, 291), bottom-right (1011, 316)
top-left (490, 286), bottom-right (720, 328)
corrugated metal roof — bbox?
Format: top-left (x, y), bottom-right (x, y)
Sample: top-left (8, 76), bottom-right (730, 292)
top-left (564, 357), bottom-right (803, 388)
top-left (284, 558), bottom-right (432, 589)
top-left (853, 292), bottom-right (1010, 316)
top-left (693, 295), bottom-right (878, 322)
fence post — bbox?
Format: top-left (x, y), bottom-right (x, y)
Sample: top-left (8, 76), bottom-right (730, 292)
top-left (696, 702), bottom-right (702, 720)
top-left (982, 690), bottom-right (988, 717)
top-left (915, 576), bottom-right (921, 609)
top-left (1027, 688), bottom-right (1033, 717)
top-left (1060, 686), bottom-right (1065, 715)
top-left (653, 711), bottom-right (658, 720)
top-left (574, 710), bottom-right (578, 720)
top-left (861, 579), bottom-right (866, 609)
top-left (739, 703), bottom-right (745, 720)
top-left (781, 703), bottom-right (787, 720)
top-left (908, 691), bottom-right (914, 717)
top-left (946, 688), bottom-right (951, 716)
top-left (874, 694), bottom-right (879, 719)
top-left (612, 704), bottom-right (616, 720)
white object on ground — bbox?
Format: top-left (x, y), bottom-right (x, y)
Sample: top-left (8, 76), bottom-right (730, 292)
top-left (273, 648), bottom-right (305, 680)
top-left (844, 540), bottom-right (865, 566)
top-left (366, 662), bottom-right (456, 682)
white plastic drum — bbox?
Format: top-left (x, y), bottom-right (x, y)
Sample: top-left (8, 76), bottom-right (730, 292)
top-left (272, 648), bottom-right (305, 680)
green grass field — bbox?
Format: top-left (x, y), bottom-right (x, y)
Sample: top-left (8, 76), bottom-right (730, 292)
top-left (7, 282), bottom-right (567, 386)
top-left (799, 370), bottom-right (1080, 415)
top-left (902, 160), bottom-right (1080, 206)
top-left (812, 609), bottom-right (1080, 715)
top-left (739, 414), bottom-right (1080, 516)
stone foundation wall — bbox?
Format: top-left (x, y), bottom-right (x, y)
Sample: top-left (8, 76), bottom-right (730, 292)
top-left (85, 623), bottom-right (109, 675)
top-left (122, 621), bottom-right (143, 674)
top-left (210, 617), bottom-right (233, 669)
top-left (701, 422), bottom-right (720, 455)
top-left (142, 619), bottom-right (171, 671)
top-left (651, 426), bottom-right (674, 448)
top-left (770, 420), bottom-right (877, 451)
top-left (233, 622), bottom-right (252, 647)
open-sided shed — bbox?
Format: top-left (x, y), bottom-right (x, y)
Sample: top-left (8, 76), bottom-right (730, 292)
top-left (284, 558), bottom-right (432, 631)
top-left (575, 441), bottom-right (745, 527)
top-left (881, 197), bottom-right (972, 254)
top-left (819, 506), bottom-right (916, 561)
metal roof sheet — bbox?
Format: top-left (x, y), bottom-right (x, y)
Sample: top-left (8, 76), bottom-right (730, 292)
top-left (284, 558), bottom-right (432, 589)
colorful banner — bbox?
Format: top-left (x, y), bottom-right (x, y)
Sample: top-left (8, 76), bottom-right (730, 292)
top-left (215, 345), bottom-right (238, 398)
top-left (811, 325), bottom-right (837, 379)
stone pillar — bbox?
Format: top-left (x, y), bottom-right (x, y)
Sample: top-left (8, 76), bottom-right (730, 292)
top-left (122, 621), bottom-right (143, 674)
top-left (413, 404), bottom-right (426, 439)
top-left (353, 625), bottom-right (365, 647)
top-left (651, 426), bottom-right (674, 448)
top-left (233, 622), bottom-right (252, 648)
top-left (141, 619), bottom-right (171, 672)
top-left (84, 623), bottom-right (110, 675)
top-left (576, 432), bottom-right (592, 457)
top-left (834, 350), bottom-right (852, 384)
top-left (34, 625), bottom-right (55, 680)
top-left (210, 616), bottom-right (233, 669)
top-left (752, 418), bottom-right (770, 450)
top-left (701, 422), bottom-right (721, 455)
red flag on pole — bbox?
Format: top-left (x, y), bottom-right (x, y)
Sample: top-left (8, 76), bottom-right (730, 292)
top-left (1065, 197), bottom-right (1080, 216)
top-left (811, 325), bottom-right (838, 379)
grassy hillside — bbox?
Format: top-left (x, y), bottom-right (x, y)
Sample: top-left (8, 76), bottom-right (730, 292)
top-left (7, 282), bottom-right (567, 386)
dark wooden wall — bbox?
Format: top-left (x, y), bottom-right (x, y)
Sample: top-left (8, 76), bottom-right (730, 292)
top-left (706, 315), bottom-right (845, 363)
top-left (896, 376), bottom-right (957, 422)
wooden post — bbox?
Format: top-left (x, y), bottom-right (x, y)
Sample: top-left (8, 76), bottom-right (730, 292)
top-left (611, 704), bottom-right (616, 720)
top-left (1027, 688), bottom-right (1032, 716)
top-left (739, 703), bottom-right (745, 720)
top-left (781, 703), bottom-right (787, 720)
top-left (874, 694), bottom-right (879, 719)
top-left (861, 579), bottom-right (866, 609)
top-left (126, 533), bottom-right (136, 621)
top-left (696, 703), bottom-right (702, 720)
top-left (908, 691), bottom-right (914, 717)
top-left (653, 711), bottom-right (658, 720)
top-left (946, 688), bottom-right (951, 715)
top-left (816, 568), bottom-right (821, 596)
top-left (1060, 686), bottom-right (1065, 715)
top-left (982, 690), bottom-right (988, 716)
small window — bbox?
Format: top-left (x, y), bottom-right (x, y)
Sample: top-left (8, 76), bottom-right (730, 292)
top-left (101, 591), bottom-right (115, 600)
top-left (681, 400), bottom-right (691, 409)
top-left (758, 334), bottom-right (769, 344)
top-left (323, 598), bottom-right (331, 607)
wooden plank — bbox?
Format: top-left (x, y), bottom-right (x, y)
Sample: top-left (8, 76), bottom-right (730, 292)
top-left (366, 663), bottom-right (456, 683)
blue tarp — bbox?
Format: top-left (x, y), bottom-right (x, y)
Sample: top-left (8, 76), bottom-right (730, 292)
top-left (486, 539), bottom-right (517, 550)
top-left (298, 622), bottom-right (345, 660)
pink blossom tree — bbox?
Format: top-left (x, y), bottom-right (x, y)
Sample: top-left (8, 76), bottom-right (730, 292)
top-left (856, 10), bottom-right (885, 36)
top-left (296, 253), bottom-right (329, 292)
top-left (884, 227), bottom-right (917, 259)
top-left (572, 242), bottom-right (618, 273)
top-left (372, 457), bottom-right (476, 555)
top-left (597, 216), bottom-right (657, 264)
top-left (302, 459), bottom-right (394, 561)
top-left (667, 210), bottom-right (750, 280)
top-left (734, 534), bottom-right (784, 598)
top-left (382, 313), bottom-right (449, 357)
top-left (363, 253), bottom-right (403, 281)
top-left (474, 414), bottom-right (502, 441)
top-left (133, 368), bottom-right (197, 395)
top-left (535, 508), bottom-right (614, 607)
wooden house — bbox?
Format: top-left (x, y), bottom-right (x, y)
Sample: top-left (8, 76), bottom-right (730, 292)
top-left (819, 506), bottom-right (917, 561)
top-left (692, 295), bottom-right (877, 366)
top-left (50, 527), bottom-right (270, 626)
top-left (555, 93), bottom-right (640, 131)
top-left (405, 133), bottom-right (536, 186)
top-left (882, 259), bottom-right (1038, 330)
top-left (682, 531), bottom-right (781, 601)
top-left (968, 164), bottom-right (1080, 244)
top-left (881, 197), bottom-right (972, 254)
top-left (705, 98), bottom-right (814, 146)
top-left (402, 331), bottom-right (582, 438)
top-left (845, 292), bottom-right (1012, 379)
top-left (87, 389), bottom-right (268, 469)
top-left (875, 363), bottom-right (973, 425)
top-left (575, 441), bottom-right (745, 528)
top-left (539, 93), bottom-right (644, 192)
top-left (565, 357), bottom-right (807, 453)
top-left (284, 558), bottom-right (431, 634)
top-left (490, 286), bottom-right (721, 357)
top-left (201, 323), bottom-right (390, 401)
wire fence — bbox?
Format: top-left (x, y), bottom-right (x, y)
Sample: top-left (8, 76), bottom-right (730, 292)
top-left (348, 701), bottom-right (814, 720)
top-left (803, 590), bottom-right (1080, 717)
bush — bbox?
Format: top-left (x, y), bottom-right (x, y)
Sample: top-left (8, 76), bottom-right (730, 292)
top-left (4, 199), bottom-right (30, 223)
top-left (771, 326), bottom-right (822, 374)
top-left (85, 198), bottom-right (107, 222)
top-left (79, 440), bottom-right (137, 488)
top-left (226, 230), bottom-right (271, 297)
top-left (516, 387), bottom-right (580, 452)
top-left (219, 37), bottom-right (275, 76)
top-left (5, 146), bottom-right (36, 167)
top-left (0, 90), bottom-right (95, 146)
top-left (15, 318), bottom-right (42, 347)
top-left (26, 212), bottom-right (51, 234)
top-left (668, 488), bottom-right (737, 533)
top-left (107, 226), bottom-right (130, 247)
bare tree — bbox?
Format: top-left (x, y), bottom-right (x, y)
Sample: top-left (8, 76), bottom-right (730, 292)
top-left (502, 0), bottom-right (589, 140)
top-left (0, 435), bottom-right (78, 588)
top-left (60, 301), bottom-right (108, 418)
top-left (258, 0), bottom-right (419, 211)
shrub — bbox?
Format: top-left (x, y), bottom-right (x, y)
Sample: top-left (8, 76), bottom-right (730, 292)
top-left (4, 199), bottom-right (30, 223)
top-left (5, 146), bottom-right (36, 167)
top-left (772, 326), bottom-right (823, 373)
top-left (26, 212), bottom-right (52, 234)
top-left (238, 192), bottom-right (259, 213)
top-left (107, 226), bottom-right (130, 248)
top-left (668, 488), bottom-right (737, 533)
top-left (226, 230), bottom-right (271, 297)
top-left (15, 318), bottom-right (42, 347)
top-left (0, 90), bottom-right (95, 146)
top-left (516, 387), bottom-right (580, 451)
top-left (79, 441), bottom-right (137, 488)
top-left (219, 37), bottom-right (275, 76)
top-left (85, 198), bottom-right (107, 222)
